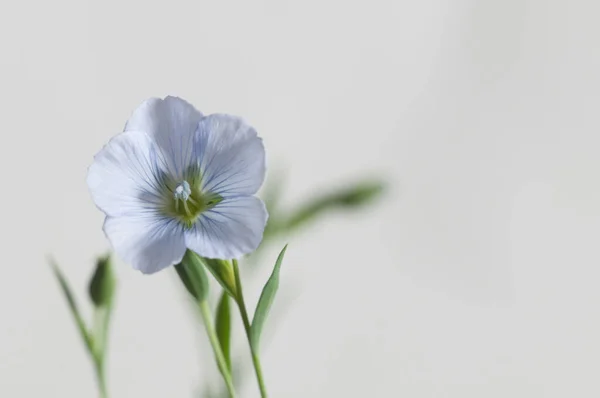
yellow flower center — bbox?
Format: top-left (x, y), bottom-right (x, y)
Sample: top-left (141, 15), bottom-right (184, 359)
top-left (161, 176), bottom-right (222, 228)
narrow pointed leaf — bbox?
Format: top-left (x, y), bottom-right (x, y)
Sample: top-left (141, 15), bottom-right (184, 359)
top-left (251, 245), bottom-right (288, 349)
top-left (215, 292), bottom-right (232, 370)
top-left (50, 260), bottom-right (93, 350)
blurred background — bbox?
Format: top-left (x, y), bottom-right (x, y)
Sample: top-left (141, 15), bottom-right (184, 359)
top-left (1, 0), bottom-right (599, 396)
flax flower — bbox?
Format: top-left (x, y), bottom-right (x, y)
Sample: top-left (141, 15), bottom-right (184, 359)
top-left (87, 96), bottom-right (267, 274)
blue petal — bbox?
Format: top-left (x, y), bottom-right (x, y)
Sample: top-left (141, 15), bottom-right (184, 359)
top-left (125, 96), bottom-right (204, 180)
top-left (87, 130), bottom-right (166, 218)
top-left (184, 196), bottom-right (268, 259)
top-left (104, 215), bottom-right (187, 274)
top-left (194, 114), bottom-right (266, 197)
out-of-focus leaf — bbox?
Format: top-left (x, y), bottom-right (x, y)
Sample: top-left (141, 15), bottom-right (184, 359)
top-left (175, 250), bottom-right (209, 302)
top-left (215, 292), bottom-right (232, 370)
top-left (50, 259), bottom-right (93, 351)
top-left (251, 245), bottom-right (288, 349)
top-left (89, 254), bottom-right (115, 308)
top-left (284, 179), bottom-right (385, 231)
top-left (202, 258), bottom-right (238, 298)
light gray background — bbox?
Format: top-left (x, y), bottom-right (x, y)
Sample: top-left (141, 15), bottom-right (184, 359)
top-left (1, 0), bottom-right (599, 396)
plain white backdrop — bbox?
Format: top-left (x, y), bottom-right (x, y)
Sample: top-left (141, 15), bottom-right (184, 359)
top-left (1, 0), bottom-right (599, 396)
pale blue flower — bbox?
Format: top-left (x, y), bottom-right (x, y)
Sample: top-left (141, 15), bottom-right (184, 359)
top-left (87, 96), bottom-right (268, 274)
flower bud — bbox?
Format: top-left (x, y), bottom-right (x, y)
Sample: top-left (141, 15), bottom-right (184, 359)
top-left (175, 250), bottom-right (209, 301)
top-left (88, 255), bottom-right (116, 307)
top-left (335, 180), bottom-right (385, 207)
top-left (201, 258), bottom-right (238, 299)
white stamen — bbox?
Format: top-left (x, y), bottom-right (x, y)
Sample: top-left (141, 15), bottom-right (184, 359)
top-left (174, 180), bottom-right (192, 201)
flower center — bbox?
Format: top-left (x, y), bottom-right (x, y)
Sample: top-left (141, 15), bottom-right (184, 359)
top-left (174, 181), bottom-right (192, 201)
top-left (163, 178), bottom-right (222, 228)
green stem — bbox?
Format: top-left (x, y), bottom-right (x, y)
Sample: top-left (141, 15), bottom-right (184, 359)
top-left (232, 260), bottom-right (268, 398)
top-left (198, 300), bottom-right (237, 398)
top-left (92, 306), bottom-right (111, 398)
top-left (93, 360), bottom-right (108, 398)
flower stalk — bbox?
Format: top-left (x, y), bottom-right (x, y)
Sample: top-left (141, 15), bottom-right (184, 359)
top-left (50, 256), bottom-right (115, 398)
top-left (175, 251), bottom-right (237, 398)
top-left (198, 300), bottom-right (237, 398)
top-left (91, 306), bottom-right (112, 398)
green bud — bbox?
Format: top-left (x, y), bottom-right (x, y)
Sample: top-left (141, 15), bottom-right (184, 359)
top-left (175, 250), bottom-right (210, 301)
top-left (88, 254), bottom-right (116, 307)
top-left (201, 258), bottom-right (238, 299)
top-left (285, 179), bottom-right (386, 231)
top-left (334, 180), bottom-right (385, 207)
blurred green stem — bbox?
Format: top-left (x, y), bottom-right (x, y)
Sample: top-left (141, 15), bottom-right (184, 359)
top-left (232, 260), bottom-right (268, 398)
top-left (94, 361), bottom-right (108, 398)
top-left (92, 307), bottom-right (111, 398)
top-left (198, 300), bottom-right (237, 398)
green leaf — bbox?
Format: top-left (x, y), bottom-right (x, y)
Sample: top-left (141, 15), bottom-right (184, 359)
top-left (201, 258), bottom-right (238, 298)
top-left (49, 259), bottom-right (93, 351)
top-left (215, 292), bottom-right (232, 370)
top-left (88, 254), bottom-right (115, 308)
top-left (285, 179), bottom-right (385, 231)
top-left (251, 244), bottom-right (288, 349)
top-left (175, 250), bottom-right (209, 301)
